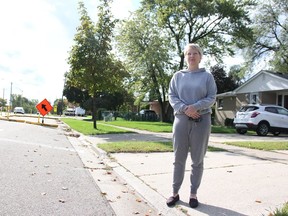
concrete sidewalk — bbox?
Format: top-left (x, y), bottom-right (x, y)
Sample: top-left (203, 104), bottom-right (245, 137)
top-left (84, 129), bottom-right (288, 216)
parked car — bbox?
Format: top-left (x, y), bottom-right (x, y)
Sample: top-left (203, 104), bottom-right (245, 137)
top-left (139, 109), bottom-right (158, 121)
top-left (13, 107), bottom-right (25, 114)
top-left (233, 104), bottom-right (288, 136)
top-left (64, 108), bottom-right (75, 116)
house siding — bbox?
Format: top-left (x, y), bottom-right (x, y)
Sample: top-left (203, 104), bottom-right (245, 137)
top-left (262, 92), bottom-right (277, 104)
top-left (215, 97), bottom-right (236, 125)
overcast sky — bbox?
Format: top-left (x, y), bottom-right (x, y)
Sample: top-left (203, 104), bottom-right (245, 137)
top-left (0, 0), bottom-right (139, 105)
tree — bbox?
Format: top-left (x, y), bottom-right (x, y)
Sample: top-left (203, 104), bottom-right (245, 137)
top-left (0, 98), bottom-right (6, 108)
top-left (53, 98), bottom-right (69, 115)
top-left (141, 0), bottom-right (255, 69)
top-left (228, 65), bottom-right (245, 86)
top-left (11, 94), bottom-right (38, 114)
top-left (211, 65), bottom-right (239, 94)
top-left (63, 85), bottom-right (90, 107)
top-left (66, 0), bottom-right (128, 129)
top-left (117, 11), bottom-right (173, 121)
top-left (247, 0), bottom-right (288, 73)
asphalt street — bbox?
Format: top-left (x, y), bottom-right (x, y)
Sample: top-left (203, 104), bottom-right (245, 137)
top-left (0, 120), bottom-right (115, 216)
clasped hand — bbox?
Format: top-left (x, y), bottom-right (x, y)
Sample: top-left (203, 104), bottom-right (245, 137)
top-left (184, 105), bottom-right (200, 119)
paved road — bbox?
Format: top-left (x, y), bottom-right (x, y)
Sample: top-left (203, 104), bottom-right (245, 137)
top-left (0, 120), bottom-right (115, 215)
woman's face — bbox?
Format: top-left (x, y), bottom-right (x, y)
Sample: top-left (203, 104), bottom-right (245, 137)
top-left (185, 47), bottom-right (201, 67)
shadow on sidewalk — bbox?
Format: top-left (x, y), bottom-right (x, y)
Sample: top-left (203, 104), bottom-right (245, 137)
top-left (177, 201), bottom-right (248, 216)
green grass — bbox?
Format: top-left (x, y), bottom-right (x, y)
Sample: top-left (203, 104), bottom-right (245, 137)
top-left (224, 141), bottom-right (288, 151)
top-left (102, 119), bottom-right (236, 133)
top-left (270, 202), bottom-right (288, 216)
top-left (211, 125), bottom-right (237, 134)
top-left (61, 118), bottom-right (133, 135)
top-left (98, 141), bottom-right (225, 153)
top-left (104, 120), bottom-right (173, 132)
top-left (61, 117), bottom-right (287, 152)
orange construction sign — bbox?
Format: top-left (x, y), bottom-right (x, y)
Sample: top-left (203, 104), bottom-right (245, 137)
top-left (36, 98), bottom-right (53, 116)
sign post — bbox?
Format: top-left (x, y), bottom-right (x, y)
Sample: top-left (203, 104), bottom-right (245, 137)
top-left (36, 98), bottom-right (53, 123)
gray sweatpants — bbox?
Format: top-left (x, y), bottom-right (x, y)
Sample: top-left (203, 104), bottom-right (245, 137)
top-left (172, 113), bottom-right (211, 195)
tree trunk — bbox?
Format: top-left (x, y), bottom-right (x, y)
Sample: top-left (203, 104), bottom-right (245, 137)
top-left (92, 95), bottom-right (97, 129)
top-left (179, 53), bottom-right (184, 70)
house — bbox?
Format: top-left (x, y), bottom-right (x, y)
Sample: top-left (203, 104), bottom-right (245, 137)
top-left (215, 70), bottom-right (288, 125)
top-left (149, 100), bottom-right (174, 122)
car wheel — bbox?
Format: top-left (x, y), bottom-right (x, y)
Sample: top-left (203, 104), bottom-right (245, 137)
top-left (236, 128), bottom-right (247, 134)
top-left (273, 131), bottom-right (280, 136)
top-left (256, 122), bottom-right (269, 136)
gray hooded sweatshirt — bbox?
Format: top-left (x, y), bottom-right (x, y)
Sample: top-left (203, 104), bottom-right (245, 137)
top-left (168, 68), bottom-right (217, 115)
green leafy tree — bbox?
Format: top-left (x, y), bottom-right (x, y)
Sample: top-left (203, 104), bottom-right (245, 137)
top-left (63, 85), bottom-right (90, 107)
top-left (228, 65), bottom-right (245, 86)
top-left (0, 98), bottom-right (6, 108)
top-left (117, 11), bottom-right (173, 121)
top-left (66, 0), bottom-right (128, 128)
top-left (53, 98), bottom-right (69, 115)
top-left (98, 92), bottom-right (125, 111)
top-left (247, 0), bottom-right (288, 73)
top-left (141, 0), bottom-right (255, 69)
top-left (211, 65), bottom-right (239, 94)
top-left (11, 94), bottom-right (38, 114)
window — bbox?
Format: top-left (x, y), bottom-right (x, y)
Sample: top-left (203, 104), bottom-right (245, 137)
top-left (265, 107), bottom-right (278, 114)
top-left (218, 99), bottom-right (223, 109)
top-left (250, 93), bottom-right (259, 104)
top-left (277, 107), bottom-right (288, 115)
top-left (277, 95), bottom-right (283, 106)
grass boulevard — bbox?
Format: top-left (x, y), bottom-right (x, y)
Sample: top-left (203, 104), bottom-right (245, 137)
top-left (61, 117), bottom-right (288, 153)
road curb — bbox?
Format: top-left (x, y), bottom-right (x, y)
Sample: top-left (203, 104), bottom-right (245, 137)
top-left (25, 121), bottom-right (58, 128)
top-left (0, 116), bottom-right (58, 128)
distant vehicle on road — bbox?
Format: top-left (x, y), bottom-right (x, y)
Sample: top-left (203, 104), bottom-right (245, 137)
top-left (64, 107), bottom-right (85, 116)
top-left (233, 104), bottom-right (288, 136)
top-left (13, 107), bottom-right (25, 114)
top-left (75, 107), bottom-right (85, 116)
top-left (64, 108), bottom-right (75, 116)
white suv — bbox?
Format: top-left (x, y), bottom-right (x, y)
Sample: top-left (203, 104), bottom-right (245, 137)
top-left (233, 104), bottom-right (288, 136)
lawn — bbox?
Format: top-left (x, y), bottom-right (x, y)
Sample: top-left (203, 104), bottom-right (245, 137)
top-left (91, 118), bottom-right (236, 133)
top-left (61, 117), bottom-right (287, 152)
top-left (61, 118), bottom-right (133, 135)
top-left (98, 141), bottom-right (225, 153)
top-left (104, 120), bottom-right (173, 132)
top-left (225, 141), bottom-right (288, 151)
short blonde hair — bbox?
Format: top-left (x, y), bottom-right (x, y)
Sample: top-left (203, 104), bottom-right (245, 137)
top-left (184, 43), bottom-right (203, 58)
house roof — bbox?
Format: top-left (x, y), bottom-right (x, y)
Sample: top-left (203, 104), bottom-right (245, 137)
top-left (233, 70), bottom-right (288, 94)
top-left (217, 91), bottom-right (236, 97)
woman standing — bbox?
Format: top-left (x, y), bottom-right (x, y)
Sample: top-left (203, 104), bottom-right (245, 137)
top-left (167, 43), bottom-right (217, 208)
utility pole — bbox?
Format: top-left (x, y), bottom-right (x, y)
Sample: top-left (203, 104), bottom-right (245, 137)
top-left (10, 82), bottom-right (13, 112)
